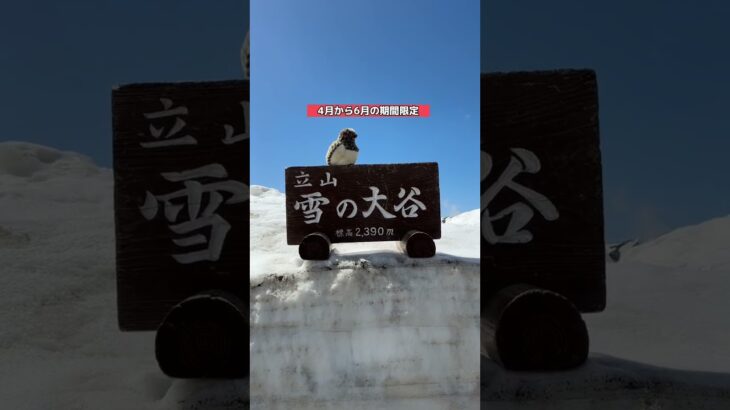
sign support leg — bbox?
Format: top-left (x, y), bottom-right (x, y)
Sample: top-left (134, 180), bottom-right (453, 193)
top-left (481, 284), bottom-right (589, 371)
top-left (299, 232), bottom-right (331, 260)
top-left (155, 290), bottom-right (248, 378)
top-left (398, 230), bottom-right (436, 258)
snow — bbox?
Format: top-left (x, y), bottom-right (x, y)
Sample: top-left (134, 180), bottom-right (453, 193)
top-left (612, 216), bottom-right (730, 272)
top-left (481, 354), bottom-right (730, 409)
top-left (483, 215), bottom-right (730, 406)
top-left (249, 185), bottom-right (480, 408)
top-left (587, 216), bottom-right (730, 373)
top-left (2, 141), bottom-right (730, 409)
top-left (0, 142), bottom-right (160, 409)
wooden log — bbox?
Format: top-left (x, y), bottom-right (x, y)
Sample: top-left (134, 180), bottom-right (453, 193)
top-left (155, 290), bottom-right (248, 378)
top-left (482, 284), bottom-right (589, 371)
top-left (398, 230), bottom-right (436, 258)
top-left (299, 232), bottom-right (331, 260)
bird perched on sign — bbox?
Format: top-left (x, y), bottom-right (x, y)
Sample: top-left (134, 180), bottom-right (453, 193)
top-left (326, 128), bottom-right (359, 165)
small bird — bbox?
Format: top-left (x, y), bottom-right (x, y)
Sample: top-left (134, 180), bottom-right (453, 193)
top-left (326, 128), bottom-right (359, 165)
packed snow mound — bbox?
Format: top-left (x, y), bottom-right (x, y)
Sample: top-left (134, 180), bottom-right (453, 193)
top-left (0, 142), bottom-right (240, 409)
top-left (249, 185), bottom-right (480, 281)
top-left (0, 141), bottom-right (100, 179)
top-left (587, 214), bottom-right (730, 374)
top-left (249, 185), bottom-right (480, 408)
top-left (250, 185), bottom-right (293, 279)
top-left (482, 354), bottom-right (730, 409)
top-left (251, 260), bottom-right (480, 409)
top-left (616, 215), bottom-right (730, 271)
top-left (439, 209), bottom-right (480, 259)
top-left (0, 142), bottom-right (111, 212)
top-left (0, 143), bottom-right (163, 409)
top-left (442, 209), bottom-right (479, 225)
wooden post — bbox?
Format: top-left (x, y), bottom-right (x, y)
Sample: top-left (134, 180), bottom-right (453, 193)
top-left (481, 284), bottom-right (589, 371)
top-left (398, 230), bottom-right (436, 258)
top-left (299, 232), bottom-right (331, 260)
top-left (155, 290), bottom-right (248, 378)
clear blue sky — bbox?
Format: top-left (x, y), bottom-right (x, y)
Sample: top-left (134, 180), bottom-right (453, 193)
top-left (251, 0), bottom-right (480, 216)
top-left (483, 0), bottom-right (730, 242)
top-left (0, 1), bottom-right (248, 166)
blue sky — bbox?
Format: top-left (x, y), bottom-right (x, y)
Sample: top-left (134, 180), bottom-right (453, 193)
top-left (251, 0), bottom-right (480, 216)
top-left (0, 1), bottom-right (248, 165)
top-left (483, 0), bottom-right (730, 241)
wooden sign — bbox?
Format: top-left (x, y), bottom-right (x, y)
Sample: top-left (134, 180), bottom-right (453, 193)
top-left (285, 163), bottom-right (441, 253)
top-left (113, 80), bottom-right (249, 331)
top-left (481, 70), bottom-right (606, 314)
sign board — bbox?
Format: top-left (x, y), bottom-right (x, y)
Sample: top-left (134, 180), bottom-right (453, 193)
top-left (481, 70), bottom-right (606, 313)
top-left (285, 163), bottom-right (441, 245)
top-left (113, 80), bottom-right (249, 331)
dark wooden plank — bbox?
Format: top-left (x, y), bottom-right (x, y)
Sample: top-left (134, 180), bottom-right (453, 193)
top-left (113, 80), bottom-right (249, 331)
top-left (481, 70), bottom-right (606, 313)
top-left (285, 163), bottom-right (441, 245)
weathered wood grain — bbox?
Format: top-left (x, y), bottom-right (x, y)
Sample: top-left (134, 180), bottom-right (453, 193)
top-left (481, 70), bottom-right (606, 314)
top-left (285, 163), bottom-right (441, 246)
top-left (113, 80), bottom-right (249, 331)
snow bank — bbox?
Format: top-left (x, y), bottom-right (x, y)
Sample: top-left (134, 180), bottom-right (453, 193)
top-left (482, 354), bottom-right (730, 409)
top-left (249, 185), bottom-right (480, 408)
top-left (586, 215), bottom-right (730, 373)
top-left (618, 216), bottom-right (730, 271)
top-left (0, 142), bottom-right (162, 409)
top-left (482, 215), bottom-right (730, 408)
top-left (0, 142), bottom-right (110, 215)
top-left (0, 142), bottom-right (238, 409)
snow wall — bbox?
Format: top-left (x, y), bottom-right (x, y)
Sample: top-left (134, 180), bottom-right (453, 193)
top-left (250, 185), bottom-right (481, 408)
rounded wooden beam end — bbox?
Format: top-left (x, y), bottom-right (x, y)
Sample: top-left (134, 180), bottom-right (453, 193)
top-left (155, 291), bottom-right (248, 378)
top-left (299, 232), bottom-right (331, 260)
top-left (483, 284), bottom-right (589, 371)
top-left (399, 230), bottom-right (436, 258)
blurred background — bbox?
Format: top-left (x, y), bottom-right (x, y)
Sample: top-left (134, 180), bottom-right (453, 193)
top-left (483, 0), bottom-right (730, 242)
top-left (0, 0), bottom-right (248, 164)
